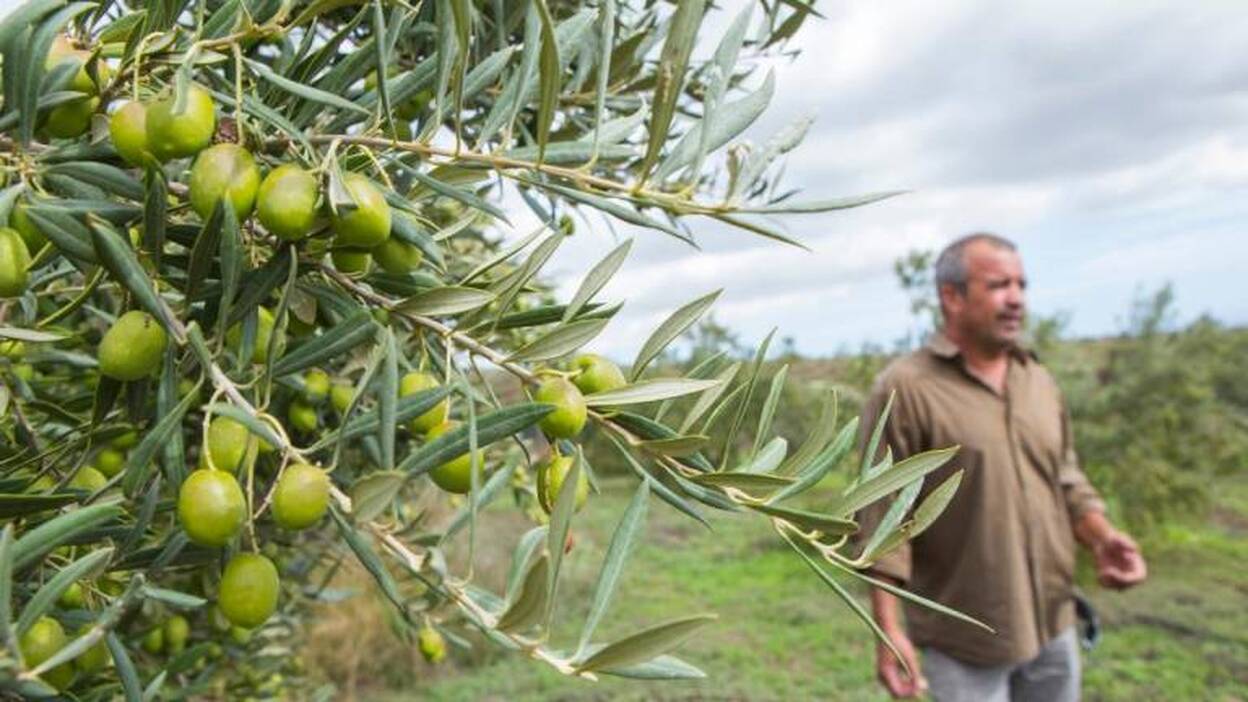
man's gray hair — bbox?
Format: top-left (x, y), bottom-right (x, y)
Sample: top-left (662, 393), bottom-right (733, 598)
top-left (933, 232), bottom-right (1017, 294)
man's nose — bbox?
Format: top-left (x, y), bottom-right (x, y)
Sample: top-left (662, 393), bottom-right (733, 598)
top-left (1006, 283), bottom-right (1025, 307)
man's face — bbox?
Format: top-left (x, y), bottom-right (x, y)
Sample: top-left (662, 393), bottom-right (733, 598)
top-left (941, 241), bottom-right (1027, 349)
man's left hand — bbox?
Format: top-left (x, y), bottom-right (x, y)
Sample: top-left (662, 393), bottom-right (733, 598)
top-left (1092, 530), bottom-right (1147, 589)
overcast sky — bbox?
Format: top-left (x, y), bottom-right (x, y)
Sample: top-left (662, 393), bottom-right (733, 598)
top-left (520, 0), bottom-right (1248, 359)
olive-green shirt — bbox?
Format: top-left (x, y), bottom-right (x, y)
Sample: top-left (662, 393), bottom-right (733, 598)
top-left (855, 332), bottom-right (1104, 667)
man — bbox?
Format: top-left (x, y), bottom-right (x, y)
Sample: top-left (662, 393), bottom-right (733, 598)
top-left (857, 233), bottom-right (1147, 702)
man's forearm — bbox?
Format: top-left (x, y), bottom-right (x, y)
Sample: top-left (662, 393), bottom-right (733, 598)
top-left (871, 579), bottom-right (905, 634)
top-left (1073, 509), bottom-right (1114, 549)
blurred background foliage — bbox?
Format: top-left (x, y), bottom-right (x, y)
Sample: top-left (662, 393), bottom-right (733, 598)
top-left (311, 257), bottom-right (1248, 699)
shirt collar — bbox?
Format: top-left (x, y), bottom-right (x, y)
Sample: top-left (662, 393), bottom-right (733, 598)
top-left (926, 330), bottom-right (1034, 364)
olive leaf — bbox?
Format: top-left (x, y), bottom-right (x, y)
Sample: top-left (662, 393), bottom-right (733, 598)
top-left (399, 403), bottom-right (555, 477)
top-left (575, 480), bottom-right (648, 656)
top-left (13, 500), bottom-right (125, 572)
top-left (630, 290), bottom-right (721, 381)
top-left (585, 378), bottom-right (720, 407)
top-left (16, 547), bottom-right (112, 635)
top-left (350, 471), bottom-right (406, 523)
top-left (575, 614), bottom-right (717, 673)
top-left (562, 238), bottom-right (631, 323)
top-left (396, 286), bottom-right (495, 316)
top-left (506, 319), bottom-right (608, 363)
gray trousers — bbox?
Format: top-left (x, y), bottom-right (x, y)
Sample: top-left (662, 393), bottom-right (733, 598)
top-left (922, 628), bottom-right (1081, 702)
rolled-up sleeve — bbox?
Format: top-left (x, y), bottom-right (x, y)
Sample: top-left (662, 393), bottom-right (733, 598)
top-left (854, 373), bottom-right (924, 585)
top-left (1057, 396), bottom-right (1106, 523)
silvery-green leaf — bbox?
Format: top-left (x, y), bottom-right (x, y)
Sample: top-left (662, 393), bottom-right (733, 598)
top-left (575, 480), bottom-right (647, 656)
top-left (585, 378), bottom-right (720, 407)
top-left (637, 435), bottom-right (709, 457)
top-left (656, 70), bottom-right (774, 180)
top-left (608, 435), bottom-right (707, 528)
top-left (575, 614), bottom-right (716, 673)
top-left (587, 0), bottom-right (617, 157)
top-left (692, 471), bottom-right (795, 490)
top-left (507, 319), bottom-right (608, 363)
top-left (245, 57), bottom-right (369, 115)
top-left (679, 362), bottom-right (739, 434)
top-left (0, 328), bottom-right (66, 342)
top-left (533, 0), bottom-right (559, 162)
top-left (909, 470), bottom-right (964, 538)
top-left (272, 311), bottom-right (378, 377)
top-left (737, 436), bottom-right (788, 474)
top-left (630, 290), bottom-right (721, 380)
top-left (829, 540), bottom-right (992, 633)
top-left (736, 191), bottom-right (907, 214)
top-left (563, 239), bottom-right (632, 322)
top-left (13, 500), bottom-right (124, 571)
top-left (781, 531), bottom-right (912, 677)
top-left (717, 329), bottom-right (775, 467)
top-left (140, 587), bottom-right (207, 609)
top-left (400, 403), bottom-right (555, 477)
top-left (350, 471), bottom-right (406, 522)
top-left (331, 508), bottom-right (409, 620)
top-left (397, 287), bottom-right (495, 316)
top-left (505, 526), bottom-right (548, 602)
top-left (545, 450), bottom-right (581, 624)
top-left (638, 0), bottom-right (705, 182)
top-left (580, 103), bottom-right (647, 147)
top-left (496, 551), bottom-right (549, 633)
top-left (16, 547), bottom-right (112, 635)
top-left (748, 503), bottom-right (857, 536)
top-left (599, 654), bottom-right (706, 680)
top-left (122, 377), bottom-right (202, 497)
top-left (778, 390), bottom-right (840, 475)
top-left (832, 446), bottom-right (959, 518)
top-left (750, 364), bottom-right (788, 459)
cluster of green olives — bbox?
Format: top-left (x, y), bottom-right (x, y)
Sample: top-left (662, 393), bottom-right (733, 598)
top-left (106, 84), bottom-right (425, 276)
top-left (405, 352), bottom-right (626, 519)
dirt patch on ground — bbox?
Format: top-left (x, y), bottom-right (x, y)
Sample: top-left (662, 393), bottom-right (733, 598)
top-left (1120, 613), bottom-right (1248, 647)
top-left (1209, 505), bottom-right (1248, 534)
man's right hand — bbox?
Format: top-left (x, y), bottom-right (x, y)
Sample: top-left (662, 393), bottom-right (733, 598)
top-left (877, 628), bottom-right (928, 699)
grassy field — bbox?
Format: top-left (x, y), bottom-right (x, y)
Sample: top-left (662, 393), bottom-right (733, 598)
top-left (309, 473), bottom-right (1248, 701)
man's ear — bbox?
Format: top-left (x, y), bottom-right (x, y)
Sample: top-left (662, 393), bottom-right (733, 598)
top-left (937, 283), bottom-right (961, 317)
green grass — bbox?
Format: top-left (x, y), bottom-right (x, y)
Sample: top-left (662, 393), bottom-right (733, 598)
top-left (350, 477), bottom-right (1248, 702)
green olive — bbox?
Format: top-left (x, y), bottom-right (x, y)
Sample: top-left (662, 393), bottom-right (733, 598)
top-left (330, 172), bottom-right (391, 249)
top-left (571, 354), bottom-right (627, 395)
top-left (272, 463), bottom-right (330, 530)
top-left (145, 85), bottom-right (216, 161)
top-left (108, 101), bottom-right (149, 167)
top-left (398, 371), bottom-right (448, 434)
top-left (537, 454), bottom-right (589, 514)
top-left (97, 310), bottom-right (167, 381)
top-left (20, 616), bottom-right (73, 689)
top-left (0, 227), bottom-right (31, 298)
top-left (373, 237), bottom-right (424, 274)
top-left (535, 377), bottom-right (587, 439)
top-left (177, 469), bottom-right (246, 548)
top-left (256, 164), bottom-right (319, 241)
top-left (331, 248), bottom-right (371, 274)
top-left (10, 201), bottom-right (48, 253)
top-left (218, 553), bottom-right (280, 628)
top-left (43, 95), bottom-right (99, 139)
top-left (189, 143), bottom-right (262, 220)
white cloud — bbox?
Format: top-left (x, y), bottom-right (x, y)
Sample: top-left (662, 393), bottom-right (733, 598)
top-left (478, 0), bottom-right (1248, 357)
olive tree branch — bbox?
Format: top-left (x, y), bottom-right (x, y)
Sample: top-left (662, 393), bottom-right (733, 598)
top-left (318, 262), bottom-right (853, 562)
